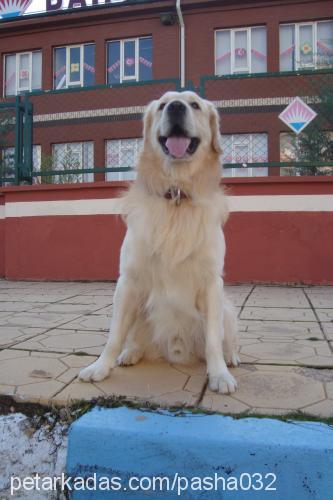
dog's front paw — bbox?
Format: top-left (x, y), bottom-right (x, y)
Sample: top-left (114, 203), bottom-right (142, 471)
top-left (117, 348), bottom-right (142, 366)
top-left (78, 359), bottom-right (111, 382)
top-left (225, 351), bottom-right (240, 368)
top-left (209, 369), bottom-right (237, 394)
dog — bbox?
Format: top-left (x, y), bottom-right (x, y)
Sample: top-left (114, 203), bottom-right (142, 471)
top-left (79, 91), bottom-right (239, 394)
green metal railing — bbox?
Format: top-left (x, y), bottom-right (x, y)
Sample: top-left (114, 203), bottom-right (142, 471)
top-left (199, 67), bottom-right (333, 97)
top-left (0, 95), bottom-right (33, 185)
top-left (1, 71), bottom-right (332, 185)
top-left (28, 77), bottom-right (182, 97)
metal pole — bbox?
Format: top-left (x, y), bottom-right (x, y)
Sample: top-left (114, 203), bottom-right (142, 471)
top-left (23, 94), bottom-right (33, 184)
top-left (176, 0), bottom-right (185, 88)
top-left (14, 96), bottom-right (22, 185)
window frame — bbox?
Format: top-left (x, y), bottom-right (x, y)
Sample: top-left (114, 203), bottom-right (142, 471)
top-left (222, 133), bottom-right (268, 178)
top-left (54, 43), bottom-right (94, 90)
top-left (3, 50), bottom-right (41, 97)
top-left (52, 141), bottom-right (94, 183)
top-left (66, 45), bottom-right (84, 87)
top-left (105, 138), bottom-right (142, 181)
top-left (120, 38), bottom-right (139, 82)
top-left (230, 28), bottom-right (251, 74)
top-left (296, 22), bottom-right (316, 69)
top-left (280, 19), bottom-right (333, 71)
top-left (1, 145), bottom-right (41, 184)
top-left (215, 25), bottom-right (266, 76)
top-left (106, 36), bottom-right (152, 84)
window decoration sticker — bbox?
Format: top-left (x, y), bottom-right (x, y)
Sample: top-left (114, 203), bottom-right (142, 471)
top-left (71, 63), bottom-right (80, 73)
top-left (235, 48), bottom-right (246, 57)
top-left (139, 57), bottom-right (152, 68)
top-left (83, 63), bottom-right (95, 74)
top-left (19, 69), bottom-right (29, 79)
top-left (217, 48), bottom-right (267, 63)
top-left (317, 40), bottom-right (333, 55)
top-left (108, 61), bottom-right (120, 74)
top-left (279, 96), bottom-right (317, 134)
top-left (301, 42), bottom-right (313, 55)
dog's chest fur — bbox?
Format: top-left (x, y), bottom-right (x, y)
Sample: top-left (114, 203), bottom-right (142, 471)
top-left (122, 190), bottom-right (226, 289)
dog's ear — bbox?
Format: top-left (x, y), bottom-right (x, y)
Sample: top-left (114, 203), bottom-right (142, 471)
top-left (143, 100), bottom-right (156, 143)
top-left (209, 104), bottom-right (222, 155)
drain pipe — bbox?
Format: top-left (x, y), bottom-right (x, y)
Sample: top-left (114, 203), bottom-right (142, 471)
top-left (176, 0), bottom-right (185, 88)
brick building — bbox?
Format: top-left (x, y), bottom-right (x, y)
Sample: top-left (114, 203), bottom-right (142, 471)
top-left (0, 0), bottom-right (332, 182)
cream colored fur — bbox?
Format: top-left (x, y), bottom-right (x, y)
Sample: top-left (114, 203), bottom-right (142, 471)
top-left (79, 91), bottom-right (239, 394)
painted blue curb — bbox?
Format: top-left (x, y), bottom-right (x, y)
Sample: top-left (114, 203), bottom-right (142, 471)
top-left (66, 407), bottom-right (333, 499)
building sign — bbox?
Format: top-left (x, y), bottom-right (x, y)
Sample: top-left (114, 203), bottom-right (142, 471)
top-left (0, 0), bottom-right (129, 20)
top-left (279, 96), bottom-right (317, 135)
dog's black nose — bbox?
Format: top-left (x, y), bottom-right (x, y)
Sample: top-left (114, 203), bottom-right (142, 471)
top-left (167, 100), bottom-right (186, 116)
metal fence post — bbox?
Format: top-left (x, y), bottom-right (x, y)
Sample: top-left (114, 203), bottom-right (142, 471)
top-left (198, 76), bottom-right (206, 98)
top-left (22, 94), bottom-right (33, 184)
top-left (14, 96), bottom-right (22, 185)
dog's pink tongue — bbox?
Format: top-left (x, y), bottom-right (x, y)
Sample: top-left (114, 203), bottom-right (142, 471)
top-left (166, 137), bottom-right (191, 158)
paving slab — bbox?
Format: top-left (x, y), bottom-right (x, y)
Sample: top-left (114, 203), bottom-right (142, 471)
top-left (322, 323), bottom-right (333, 340)
top-left (0, 349), bottom-right (99, 404)
top-left (0, 293), bottom-right (82, 303)
top-left (0, 281), bottom-right (333, 418)
top-left (58, 295), bottom-right (113, 306)
top-left (59, 314), bottom-right (111, 332)
top-left (200, 364), bottom-right (331, 413)
top-left (240, 307), bottom-right (317, 321)
top-left (304, 286), bottom-right (333, 308)
top-left (240, 320), bottom-right (323, 338)
top-left (57, 362), bottom-right (205, 407)
top-left (224, 284), bottom-right (253, 306)
top-left (31, 303), bottom-right (107, 315)
top-left (0, 311), bottom-right (81, 329)
top-left (0, 326), bottom-right (48, 348)
top-left (14, 328), bottom-right (108, 355)
top-left (245, 286), bottom-right (309, 308)
top-left (316, 309), bottom-right (333, 322)
top-left (239, 338), bottom-right (333, 366)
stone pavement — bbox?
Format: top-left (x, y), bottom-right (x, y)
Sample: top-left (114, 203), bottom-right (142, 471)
top-left (0, 280), bottom-right (332, 418)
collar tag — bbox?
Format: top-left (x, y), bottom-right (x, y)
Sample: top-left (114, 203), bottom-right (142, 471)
top-left (172, 187), bottom-right (181, 206)
top-left (164, 187), bottom-right (188, 205)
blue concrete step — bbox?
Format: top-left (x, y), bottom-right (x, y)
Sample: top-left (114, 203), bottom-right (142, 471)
top-left (67, 407), bottom-right (333, 499)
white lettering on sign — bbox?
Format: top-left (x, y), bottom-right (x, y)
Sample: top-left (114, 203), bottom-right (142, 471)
top-left (0, 0), bottom-right (128, 20)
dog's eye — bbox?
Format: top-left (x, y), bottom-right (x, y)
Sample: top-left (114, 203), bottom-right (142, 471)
top-left (159, 102), bottom-right (166, 111)
top-left (191, 102), bottom-right (200, 110)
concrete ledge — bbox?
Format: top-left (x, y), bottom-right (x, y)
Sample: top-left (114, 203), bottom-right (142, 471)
top-left (67, 407), bottom-right (333, 499)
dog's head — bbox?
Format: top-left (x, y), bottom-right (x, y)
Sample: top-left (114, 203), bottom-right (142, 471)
top-left (143, 91), bottom-right (222, 166)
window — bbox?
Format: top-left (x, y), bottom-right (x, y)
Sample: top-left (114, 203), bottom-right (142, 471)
top-left (1, 147), bottom-right (16, 184)
top-left (54, 44), bottom-right (95, 90)
top-left (107, 37), bottom-right (152, 84)
top-left (1, 145), bottom-right (41, 184)
top-left (221, 133), bottom-right (268, 177)
top-left (105, 138), bottom-right (142, 180)
top-left (52, 142), bottom-right (94, 183)
top-left (280, 20), bottom-right (333, 71)
top-left (280, 132), bottom-right (333, 175)
top-left (215, 27), bottom-right (267, 75)
top-left (280, 133), bottom-right (299, 163)
top-left (4, 51), bottom-right (42, 96)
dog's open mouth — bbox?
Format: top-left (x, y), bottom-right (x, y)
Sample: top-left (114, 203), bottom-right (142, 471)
top-left (159, 136), bottom-right (200, 159)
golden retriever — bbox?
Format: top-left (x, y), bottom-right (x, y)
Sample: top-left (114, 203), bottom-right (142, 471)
top-left (79, 91), bottom-right (239, 394)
